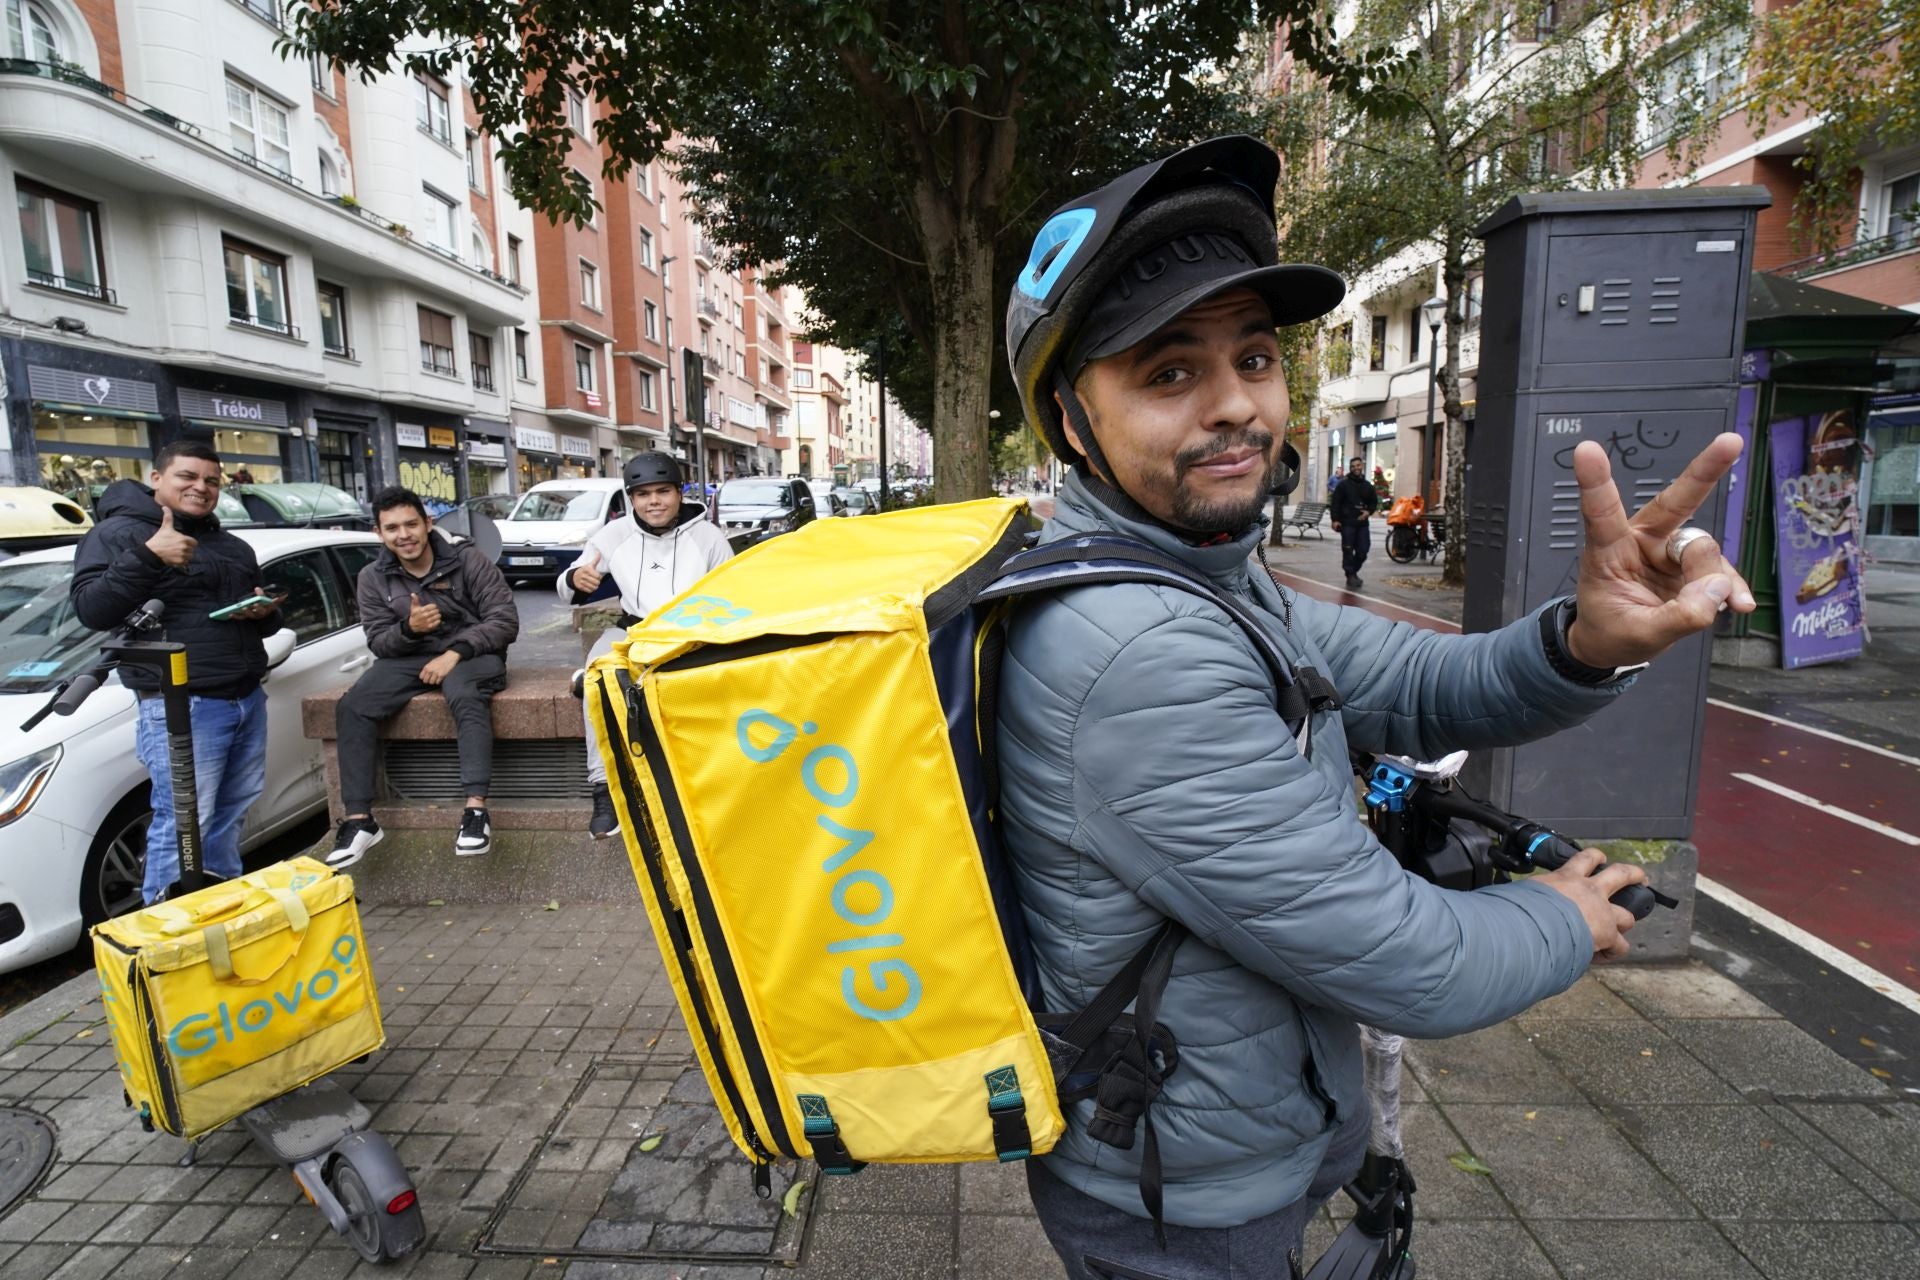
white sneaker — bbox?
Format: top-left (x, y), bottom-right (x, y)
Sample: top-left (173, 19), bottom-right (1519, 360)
top-left (326, 818), bottom-right (383, 869)
top-left (455, 807), bottom-right (492, 857)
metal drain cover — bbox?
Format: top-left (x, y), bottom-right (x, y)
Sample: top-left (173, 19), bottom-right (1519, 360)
top-left (0, 1110), bottom-right (55, 1216)
top-left (477, 1057), bottom-right (813, 1265)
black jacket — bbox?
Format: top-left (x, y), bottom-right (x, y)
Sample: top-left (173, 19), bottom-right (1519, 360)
top-left (1330, 474), bottom-right (1379, 525)
top-left (357, 531), bottom-right (518, 661)
top-left (69, 481), bottom-right (278, 698)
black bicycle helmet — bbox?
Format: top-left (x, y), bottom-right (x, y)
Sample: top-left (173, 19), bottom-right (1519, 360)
top-left (1006, 136), bottom-right (1345, 483)
top-left (621, 450), bottom-right (684, 490)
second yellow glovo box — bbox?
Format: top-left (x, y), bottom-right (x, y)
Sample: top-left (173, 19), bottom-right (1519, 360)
top-left (585, 498), bottom-right (1064, 1178)
top-left (92, 858), bottom-right (383, 1140)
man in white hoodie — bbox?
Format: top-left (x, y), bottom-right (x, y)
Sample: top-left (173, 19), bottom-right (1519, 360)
top-left (559, 451), bottom-right (733, 836)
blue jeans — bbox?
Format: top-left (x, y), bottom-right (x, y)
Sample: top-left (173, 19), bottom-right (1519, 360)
top-left (134, 687), bottom-right (268, 903)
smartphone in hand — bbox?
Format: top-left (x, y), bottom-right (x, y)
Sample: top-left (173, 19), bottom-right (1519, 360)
top-left (209, 594), bottom-right (277, 621)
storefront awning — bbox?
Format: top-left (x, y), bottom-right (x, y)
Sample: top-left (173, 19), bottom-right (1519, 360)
top-left (185, 420), bottom-right (294, 434)
top-left (32, 401), bottom-right (162, 422)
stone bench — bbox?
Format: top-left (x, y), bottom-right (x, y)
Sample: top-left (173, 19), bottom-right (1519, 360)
top-left (301, 666), bottom-right (635, 906)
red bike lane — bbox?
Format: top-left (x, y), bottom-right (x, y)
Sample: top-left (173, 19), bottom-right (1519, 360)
top-left (1268, 568), bottom-right (1920, 992)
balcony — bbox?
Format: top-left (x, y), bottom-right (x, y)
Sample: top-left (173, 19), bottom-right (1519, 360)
top-left (0, 60), bottom-right (528, 326)
top-left (697, 296), bottom-right (722, 322)
top-left (1320, 370), bottom-right (1392, 409)
top-left (1777, 229), bottom-right (1918, 281)
top-left (25, 270), bottom-right (116, 305)
top-left (694, 235), bottom-right (718, 266)
top-left (472, 366), bottom-right (496, 392)
top-left (756, 381), bottom-right (792, 410)
top-left (229, 311), bottom-right (300, 340)
top-left (759, 337), bottom-right (788, 366)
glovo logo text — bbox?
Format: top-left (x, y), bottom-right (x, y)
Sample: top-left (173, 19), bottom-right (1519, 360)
top-left (736, 709), bottom-right (921, 1024)
top-left (166, 934), bottom-right (360, 1059)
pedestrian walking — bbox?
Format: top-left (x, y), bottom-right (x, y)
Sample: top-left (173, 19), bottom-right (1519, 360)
top-left (327, 487), bottom-right (519, 867)
top-left (1330, 456), bottom-right (1379, 590)
top-left (69, 441), bottom-right (284, 902)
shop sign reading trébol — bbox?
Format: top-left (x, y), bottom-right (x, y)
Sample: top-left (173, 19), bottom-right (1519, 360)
top-left (177, 389), bottom-right (290, 430)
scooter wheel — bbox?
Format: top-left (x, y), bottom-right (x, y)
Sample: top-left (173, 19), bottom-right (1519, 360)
top-left (325, 1157), bottom-right (387, 1264)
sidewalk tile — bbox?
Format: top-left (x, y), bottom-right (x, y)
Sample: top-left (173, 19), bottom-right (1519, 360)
top-left (1397, 1104), bottom-right (1513, 1219)
top-left (144, 1203), bottom-right (230, 1245)
top-left (1515, 975), bottom-right (1638, 1021)
top-left (1525, 1020), bottom-right (1743, 1104)
top-left (0, 1197), bottom-right (73, 1241)
top-left (1595, 964), bottom-right (1780, 1019)
top-left (1530, 1220), bottom-right (1762, 1278)
top-left (1404, 1022), bottom-right (1583, 1104)
top-left (1611, 1104), bottom-right (1882, 1221)
top-left (1657, 1020), bottom-right (1893, 1100)
top-left (958, 1212), bottom-right (1066, 1278)
top-left (284, 1247), bottom-right (364, 1278)
top-left (1442, 1104), bottom-right (1693, 1220)
top-left (94, 1202), bottom-right (177, 1244)
top-left (799, 1210), bottom-right (954, 1279)
top-left (1720, 1221), bottom-right (1920, 1280)
top-left (35, 1200), bottom-right (132, 1243)
top-left (957, 1160), bottom-right (1029, 1214)
top-left (817, 1164), bottom-right (957, 1216)
top-left (1399, 1219), bottom-right (1556, 1277)
top-left (1771, 1104), bottom-right (1920, 1220)
top-left (32, 1162), bottom-right (118, 1201)
top-left (206, 1203), bottom-right (286, 1246)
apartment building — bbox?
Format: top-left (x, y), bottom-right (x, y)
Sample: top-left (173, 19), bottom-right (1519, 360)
top-left (787, 336), bottom-right (848, 480)
top-left (0, 0), bottom-right (549, 511)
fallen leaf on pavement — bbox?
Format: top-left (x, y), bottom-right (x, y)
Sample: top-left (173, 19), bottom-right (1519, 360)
top-left (1640, 1049), bottom-right (1655, 1057)
top-left (1870, 1068), bottom-right (1892, 1079)
top-left (545, 900), bottom-right (561, 911)
top-left (783, 1179), bottom-right (810, 1218)
top-left (73, 1030), bottom-right (93, 1040)
top-left (427, 899), bottom-right (446, 906)
top-left (639, 1132), bottom-right (666, 1152)
top-left (1861, 1036), bottom-right (1879, 1049)
top-left (1523, 1111), bottom-right (1537, 1121)
top-left (1448, 1152), bottom-right (1494, 1176)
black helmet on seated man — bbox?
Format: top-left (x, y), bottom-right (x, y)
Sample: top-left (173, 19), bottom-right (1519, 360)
top-left (1005, 136), bottom-right (1345, 510)
top-left (622, 451), bottom-right (684, 491)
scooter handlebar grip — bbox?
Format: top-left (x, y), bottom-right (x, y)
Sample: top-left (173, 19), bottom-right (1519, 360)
top-left (1539, 834), bottom-right (1668, 918)
top-left (51, 672), bottom-right (102, 716)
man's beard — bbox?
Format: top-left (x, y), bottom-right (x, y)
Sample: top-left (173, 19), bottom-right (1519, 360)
top-left (1164, 429), bottom-right (1276, 533)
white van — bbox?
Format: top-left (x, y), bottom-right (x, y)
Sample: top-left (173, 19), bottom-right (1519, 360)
top-left (495, 477), bottom-right (628, 583)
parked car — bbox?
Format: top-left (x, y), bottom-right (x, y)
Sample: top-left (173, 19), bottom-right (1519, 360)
top-left (803, 480), bottom-right (848, 518)
top-left (495, 478), bottom-right (628, 582)
top-left (462, 493), bottom-right (518, 521)
top-left (836, 487), bottom-right (875, 516)
top-left (715, 477), bottom-right (817, 543)
top-left (0, 488), bottom-right (92, 559)
top-left (0, 528), bottom-right (383, 974)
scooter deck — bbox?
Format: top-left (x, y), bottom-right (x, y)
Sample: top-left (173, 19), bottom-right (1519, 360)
top-left (238, 1077), bottom-right (373, 1163)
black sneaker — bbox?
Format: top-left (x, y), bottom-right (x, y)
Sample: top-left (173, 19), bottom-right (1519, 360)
top-left (589, 783), bottom-right (619, 840)
top-left (455, 807), bottom-right (492, 857)
top-left (1345, 574), bottom-right (1363, 590)
top-left (327, 817), bottom-right (383, 869)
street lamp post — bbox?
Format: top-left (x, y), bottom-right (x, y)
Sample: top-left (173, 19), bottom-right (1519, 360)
top-left (1421, 294), bottom-right (1445, 509)
top-left (661, 255), bottom-right (678, 469)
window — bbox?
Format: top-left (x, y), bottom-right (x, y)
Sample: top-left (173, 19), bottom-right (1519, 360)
top-left (465, 131), bottom-right (486, 193)
top-left (733, 347), bottom-right (745, 377)
top-left (636, 163), bottom-right (651, 197)
top-left (223, 237), bottom-right (290, 334)
top-left (733, 301), bottom-right (743, 327)
top-left (643, 299), bottom-right (659, 340)
top-left (639, 370), bottom-right (656, 410)
top-left (16, 180), bottom-right (105, 299)
top-left (566, 90), bottom-right (587, 134)
top-left (226, 76), bottom-right (292, 178)
top-left (1885, 171), bottom-right (1919, 249)
top-left (514, 328), bottom-right (530, 379)
top-left (639, 227), bottom-right (655, 269)
top-left (1533, 0), bottom-right (1557, 40)
top-left (1464, 275), bottom-right (1485, 332)
top-left (7, 0), bottom-right (61, 60)
top-left (1406, 310), bottom-right (1421, 362)
top-left (265, 551), bottom-right (347, 644)
top-left (506, 234), bottom-right (522, 285)
top-left (414, 74), bottom-right (451, 145)
top-left (795, 369), bottom-right (814, 389)
top-left (469, 228), bottom-right (491, 270)
top-left (470, 332), bottom-right (494, 391)
top-left (1642, 27), bottom-right (1745, 148)
top-left (579, 259), bottom-right (600, 309)
top-left (1368, 315), bottom-right (1387, 371)
top-left (418, 305), bottom-right (456, 374)
top-left (232, 0), bottom-right (281, 30)
top-left (309, 50), bottom-right (332, 95)
top-left (317, 151), bottom-right (340, 197)
top-left (317, 281), bottom-right (349, 355)
top-left (421, 185), bottom-right (458, 252)
top-left (574, 343), bottom-right (596, 393)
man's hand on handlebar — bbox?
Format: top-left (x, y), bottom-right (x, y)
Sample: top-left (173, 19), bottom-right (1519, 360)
top-left (1538, 848), bottom-right (1648, 963)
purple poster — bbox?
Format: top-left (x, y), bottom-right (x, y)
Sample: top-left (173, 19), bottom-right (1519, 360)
top-left (1771, 413), bottom-right (1865, 669)
top-left (1723, 383), bottom-right (1756, 554)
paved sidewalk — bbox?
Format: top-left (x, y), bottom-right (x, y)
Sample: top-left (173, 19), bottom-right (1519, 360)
top-left (0, 900), bottom-right (1913, 1279)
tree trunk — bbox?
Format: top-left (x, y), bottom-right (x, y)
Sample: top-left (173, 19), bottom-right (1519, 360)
top-left (1439, 234), bottom-right (1470, 587)
top-left (927, 215), bottom-right (996, 504)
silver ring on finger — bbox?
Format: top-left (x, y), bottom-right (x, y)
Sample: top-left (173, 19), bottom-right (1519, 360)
top-left (1665, 525), bottom-right (1713, 569)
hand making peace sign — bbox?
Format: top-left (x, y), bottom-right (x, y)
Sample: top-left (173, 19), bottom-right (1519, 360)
top-left (1563, 431), bottom-right (1758, 670)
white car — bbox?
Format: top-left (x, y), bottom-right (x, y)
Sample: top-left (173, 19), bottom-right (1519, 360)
top-left (495, 478), bottom-right (628, 583)
top-left (0, 528), bottom-right (383, 973)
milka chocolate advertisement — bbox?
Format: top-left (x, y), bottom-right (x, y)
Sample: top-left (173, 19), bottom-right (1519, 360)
top-left (1770, 412), bottom-right (1865, 669)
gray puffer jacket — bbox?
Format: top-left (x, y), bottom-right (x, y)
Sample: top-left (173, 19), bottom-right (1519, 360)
top-left (998, 473), bottom-right (1629, 1229)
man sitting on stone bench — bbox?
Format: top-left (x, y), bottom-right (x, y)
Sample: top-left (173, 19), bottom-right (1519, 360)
top-left (327, 486), bottom-right (520, 867)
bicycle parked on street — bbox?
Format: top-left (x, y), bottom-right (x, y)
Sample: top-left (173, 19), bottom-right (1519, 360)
top-left (1383, 496), bottom-right (1444, 566)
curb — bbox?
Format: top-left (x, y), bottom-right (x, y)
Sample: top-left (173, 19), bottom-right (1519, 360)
top-left (0, 969), bottom-right (101, 1051)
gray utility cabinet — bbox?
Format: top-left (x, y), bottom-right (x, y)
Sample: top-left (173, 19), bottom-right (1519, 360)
top-left (1462, 188), bottom-right (1768, 838)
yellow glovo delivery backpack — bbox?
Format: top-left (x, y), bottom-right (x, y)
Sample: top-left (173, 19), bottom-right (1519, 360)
top-left (584, 497), bottom-right (1321, 1222)
top-left (93, 857), bottom-right (383, 1141)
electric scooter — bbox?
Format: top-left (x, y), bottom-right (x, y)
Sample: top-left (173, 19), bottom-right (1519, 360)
top-left (23, 600), bottom-right (426, 1264)
top-left (1304, 751), bottom-right (1671, 1280)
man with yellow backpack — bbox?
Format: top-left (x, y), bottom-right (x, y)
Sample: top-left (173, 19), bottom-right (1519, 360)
top-left (997, 136), bottom-right (1756, 1279)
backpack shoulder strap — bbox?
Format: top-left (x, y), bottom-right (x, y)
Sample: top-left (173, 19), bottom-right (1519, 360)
top-left (976, 533), bottom-right (1340, 749)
